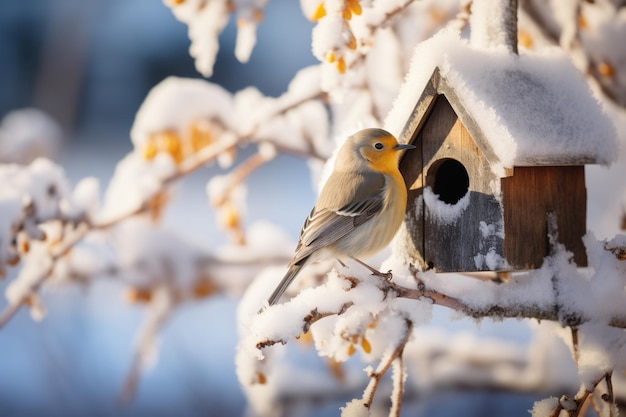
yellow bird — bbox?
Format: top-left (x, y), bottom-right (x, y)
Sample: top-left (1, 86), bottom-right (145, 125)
top-left (267, 128), bottom-right (415, 306)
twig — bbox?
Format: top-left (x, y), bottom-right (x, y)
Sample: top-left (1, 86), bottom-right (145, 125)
top-left (212, 151), bottom-right (273, 207)
top-left (389, 355), bottom-right (405, 417)
top-left (119, 289), bottom-right (173, 406)
top-left (362, 319), bottom-right (412, 410)
top-left (256, 302), bottom-right (354, 349)
top-left (0, 302), bottom-right (24, 329)
top-left (0, 221), bottom-right (89, 329)
top-left (590, 372), bottom-right (617, 417)
top-left (385, 277), bottom-right (626, 329)
top-left (548, 372), bottom-right (611, 417)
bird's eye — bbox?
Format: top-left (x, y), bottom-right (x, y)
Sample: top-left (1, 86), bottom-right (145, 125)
top-left (374, 142), bottom-right (384, 150)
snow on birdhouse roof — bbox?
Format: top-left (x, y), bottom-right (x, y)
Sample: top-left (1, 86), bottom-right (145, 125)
top-left (385, 31), bottom-right (618, 174)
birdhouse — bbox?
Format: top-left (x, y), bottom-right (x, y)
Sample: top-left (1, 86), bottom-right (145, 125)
top-left (387, 33), bottom-right (617, 273)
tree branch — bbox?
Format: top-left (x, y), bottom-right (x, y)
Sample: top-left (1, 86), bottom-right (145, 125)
top-left (383, 274), bottom-right (626, 329)
top-left (362, 319), bottom-right (413, 410)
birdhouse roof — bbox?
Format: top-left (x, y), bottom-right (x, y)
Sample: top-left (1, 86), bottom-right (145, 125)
top-left (386, 31), bottom-right (618, 175)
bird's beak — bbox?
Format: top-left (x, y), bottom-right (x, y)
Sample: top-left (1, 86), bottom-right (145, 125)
top-left (393, 143), bottom-right (416, 150)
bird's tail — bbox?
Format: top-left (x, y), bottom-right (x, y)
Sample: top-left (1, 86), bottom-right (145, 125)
top-left (267, 264), bottom-right (304, 306)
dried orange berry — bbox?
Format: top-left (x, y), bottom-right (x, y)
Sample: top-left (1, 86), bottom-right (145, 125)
top-left (342, 7), bottom-right (352, 20)
top-left (325, 50), bottom-right (336, 63)
top-left (518, 30), bottom-right (533, 49)
top-left (124, 288), bottom-right (152, 304)
top-left (598, 61), bottom-right (614, 78)
top-left (256, 372), bottom-right (267, 385)
top-left (193, 278), bottom-right (217, 299)
top-left (311, 2), bottom-right (326, 21)
top-left (347, 0), bottom-right (362, 15)
top-left (188, 119), bottom-right (213, 152)
top-left (578, 13), bottom-right (588, 30)
top-left (170, 0), bottom-right (185, 4)
top-left (361, 337), bottom-right (372, 353)
top-left (336, 57), bottom-right (346, 73)
top-left (346, 34), bottom-right (357, 50)
top-left (19, 239), bottom-right (29, 254)
top-left (220, 203), bottom-right (240, 230)
top-left (347, 344), bottom-right (356, 356)
top-left (143, 140), bottom-right (158, 160)
top-left (156, 131), bottom-right (183, 163)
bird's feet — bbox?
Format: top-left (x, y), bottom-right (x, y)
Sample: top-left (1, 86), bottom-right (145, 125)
top-left (349, 257), bottom-right (393, 281)
top-left (375, 269), bottom-right (393, 281)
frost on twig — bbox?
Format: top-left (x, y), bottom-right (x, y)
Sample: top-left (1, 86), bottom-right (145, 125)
top-left (533, 372), bottom-right (616, 417)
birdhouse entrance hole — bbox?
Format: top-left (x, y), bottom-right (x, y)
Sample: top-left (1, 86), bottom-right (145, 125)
top-left (428, 158), bottom-right (469, 204)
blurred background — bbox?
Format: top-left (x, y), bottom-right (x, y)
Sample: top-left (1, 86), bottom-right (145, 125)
top-left (0, 1), bottom-right (320, 416)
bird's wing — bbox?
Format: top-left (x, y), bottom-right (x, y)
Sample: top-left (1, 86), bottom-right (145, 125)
top-left (292, 172), bottom-right (385, 265)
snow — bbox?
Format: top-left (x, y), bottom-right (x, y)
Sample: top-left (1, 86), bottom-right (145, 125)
top-left (341, 399), bottom-right (369, 417)
top-left (100, 152), bottom-right (176, 220)
top-left (384, 30), bottom-right (618, 175)
top-left (165, 0), bottom-right (230, 77)
top-left (469, 0), bottom-right (516, 52)
top-left (130, 76), bottom-right (234, 149)
top-left (531, 397), bottom-right (560, 417)
top-left (166, 0), bottom-right (271, 76)
top-left (423, 185), bottom-right (470, 224)
top-left (234, 19), bottom-right (258, 64)
top-left (0, 108), bottom-right (62, 164)
top-left (66, 176), bottom-right (100, 220)
top-left (474, 248), bottom-right (508, 271)
top-left (0, 159), bottom-right (73, 267)
top-left (110, 217), bottom-right (211, 294)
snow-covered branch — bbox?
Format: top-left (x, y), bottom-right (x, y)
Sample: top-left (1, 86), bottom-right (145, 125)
top-left (239, 231), bottom-right (626, 415)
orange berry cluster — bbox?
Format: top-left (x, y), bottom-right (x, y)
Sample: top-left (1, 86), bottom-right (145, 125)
top-left (217, 200), bottom-right (245, 245)
top-left (313, 1), bottom-right (362, 74)
top-left (346, 334), bottom-right (372, 356)
top-left (312, 0), bottom-right (361, 21)
top-left (1, 203), bottom-right (49, 276)
top-left (142, 119), bottom-right (215, 164)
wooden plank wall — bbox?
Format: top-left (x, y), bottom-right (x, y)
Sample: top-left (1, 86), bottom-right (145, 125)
top-left (501, 165), bottom-right (588, 268)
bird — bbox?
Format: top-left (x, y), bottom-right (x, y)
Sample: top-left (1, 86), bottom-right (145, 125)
top-left (266, 128), bottom-right (415, 306)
